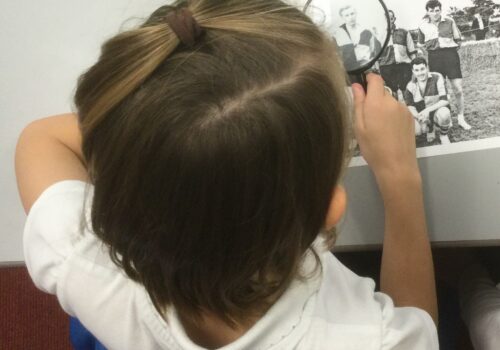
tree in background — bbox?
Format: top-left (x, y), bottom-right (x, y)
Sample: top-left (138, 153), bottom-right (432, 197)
top-left (448, 0), bottom-right (498, 39)
top-left (448, 6), bottom-right (470, 33)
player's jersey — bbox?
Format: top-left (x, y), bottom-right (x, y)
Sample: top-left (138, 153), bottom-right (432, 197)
top-left (418, 16), bottom-right (461, 51)
top-left (404, 72), bottom-right (448, 113)
top-left (379, 28), bottom-right (417, 66)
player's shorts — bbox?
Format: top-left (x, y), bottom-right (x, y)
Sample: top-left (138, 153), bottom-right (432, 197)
top-left (380, 63), bottom-right (413, 93)
top-left (428, 48), bottom-right (463, 80)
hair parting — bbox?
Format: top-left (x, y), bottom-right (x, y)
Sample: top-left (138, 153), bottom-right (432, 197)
top-left (75, 0), bottom-right (350, 326)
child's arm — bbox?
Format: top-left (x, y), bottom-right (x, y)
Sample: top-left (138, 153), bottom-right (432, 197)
top-left (15, 114), bottom-right (88, 213)
top-left (352, 74), bottom-right (438, 325)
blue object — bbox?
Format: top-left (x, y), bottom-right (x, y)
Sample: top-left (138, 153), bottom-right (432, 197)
top-left (69, 317), bottom-right (107, 350)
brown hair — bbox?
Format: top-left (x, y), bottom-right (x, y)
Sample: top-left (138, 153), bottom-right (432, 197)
top-left (75, 0), bottom-right (350, 326)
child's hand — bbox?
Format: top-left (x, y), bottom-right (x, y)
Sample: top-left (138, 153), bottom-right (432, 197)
top-left (353, 74), bottom-right (420, 192)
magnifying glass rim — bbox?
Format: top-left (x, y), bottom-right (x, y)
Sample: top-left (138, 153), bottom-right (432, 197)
top-left (303, 0), bottom-right (392, 75)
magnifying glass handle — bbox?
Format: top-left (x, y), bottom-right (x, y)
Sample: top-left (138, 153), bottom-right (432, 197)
top-left (349, 73), bottom-right (367, 92)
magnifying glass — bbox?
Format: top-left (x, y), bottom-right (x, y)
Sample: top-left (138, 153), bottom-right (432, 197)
top-left (303, 0), bottom-right (391, 90)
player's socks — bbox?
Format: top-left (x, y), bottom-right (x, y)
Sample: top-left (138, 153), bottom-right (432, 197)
top-left (458, 115), bottom-right (471, 130)
top-left (440, 134), bottom-right (451, 145)
top-left (427, 130), bottom-right (436, 143)
top-left (439, 124), bottom-right (451, 144)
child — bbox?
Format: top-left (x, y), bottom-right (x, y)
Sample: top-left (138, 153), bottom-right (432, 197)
top-left (16, 0), bottom-right (438, 348)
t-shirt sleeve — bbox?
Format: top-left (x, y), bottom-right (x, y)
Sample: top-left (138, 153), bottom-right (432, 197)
top-left (451, 18), bottom-right (462, 41)
top-left (23, 180), bottom-right (89, 295)
top-left (406, 32), bottom-right (417, 55)
top-left (375, 292), bottom-right (439, 350)
top-left (418, 29), bottom-right (425, 45)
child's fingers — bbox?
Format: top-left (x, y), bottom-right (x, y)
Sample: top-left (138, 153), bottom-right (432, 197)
top-left (352, 83), bottom-right (366, 131)
top-left (365, 73), bottom-right (386, 99)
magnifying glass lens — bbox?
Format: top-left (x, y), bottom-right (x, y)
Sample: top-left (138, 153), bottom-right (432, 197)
top-left (303, 0), bottom-right (391, 76)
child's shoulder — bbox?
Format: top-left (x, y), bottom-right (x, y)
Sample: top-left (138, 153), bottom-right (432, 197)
top-left (304, 252), bottom-right (439, 348)
top-left (315, 252), bottom-right (380, 323)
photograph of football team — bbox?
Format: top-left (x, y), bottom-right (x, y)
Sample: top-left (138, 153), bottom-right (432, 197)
top-left (380, 0), bottom-right (500, 149)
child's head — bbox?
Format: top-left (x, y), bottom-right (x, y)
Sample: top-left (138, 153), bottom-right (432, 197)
top-left (75, 0), bottom-right (350, 325)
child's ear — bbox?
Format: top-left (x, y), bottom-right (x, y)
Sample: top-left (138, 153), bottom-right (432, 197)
top-left (324, 186), bottom-right (347, 230)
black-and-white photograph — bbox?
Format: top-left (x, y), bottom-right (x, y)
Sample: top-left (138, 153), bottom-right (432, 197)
top-left (303, 0), bottom-right (389, 72)
top-left (382, 0), bottom-right (500, 149)
top-left (302, 0), bottom-right (500, 165)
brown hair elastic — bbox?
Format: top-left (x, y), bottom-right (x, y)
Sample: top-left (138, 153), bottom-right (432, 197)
top-left (165, 8), bottom-right (203, 47)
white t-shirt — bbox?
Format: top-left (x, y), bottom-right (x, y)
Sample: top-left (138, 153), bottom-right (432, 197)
top-left (23, 181), bottom-right (438, 350)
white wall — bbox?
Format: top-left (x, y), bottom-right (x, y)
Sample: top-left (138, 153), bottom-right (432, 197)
top-left (0, 0), bottom-right (307, 263)
top-left (0, 0), bottom-right (167, 262)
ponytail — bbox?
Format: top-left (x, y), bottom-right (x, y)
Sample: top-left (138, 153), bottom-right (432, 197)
top-left (76, 0), bottom-right (321, 159)
top-left (75, 5), bottom-right (180, 165)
